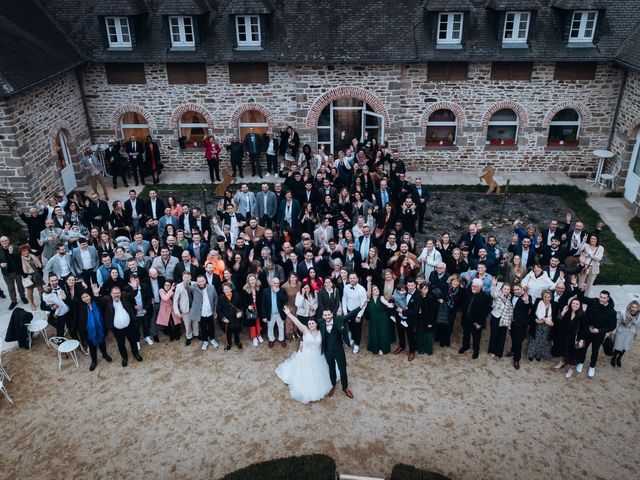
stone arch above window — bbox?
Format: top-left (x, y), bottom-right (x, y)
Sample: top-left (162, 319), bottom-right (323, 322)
top-left (48, 120), bottom-right (75, 154)
top-left (111, 105), bottom-right (156, 134)
top-left (170, 103), bottom-right (214, 129)
top-left (481, 101), bottom-right (528, 128)
top-left (229, 103), bottom-right (275, 128)
top-left (542, 102), bottom-right (591, 129)
top-left (627, 117), bottom-right (640, 140)
top-left (419, 102), bottom-right (466, 128)
top-left (306, 86), bottom-right (389, 128)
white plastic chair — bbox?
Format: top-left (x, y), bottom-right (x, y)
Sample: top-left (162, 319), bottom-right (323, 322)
top-left (0, 370), bottom-right (12, 404)
top-left (0, 338), bottom-right (11, 382)
top-left (49, 336), bottom-right (80, 370)
top-left (26, 318), bottom-right (50, 349)
top-left (599, 159), bottom-right (622, 191)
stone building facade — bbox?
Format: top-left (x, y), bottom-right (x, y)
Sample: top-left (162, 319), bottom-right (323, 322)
top-left (83, 61), bottom-right (622, 174)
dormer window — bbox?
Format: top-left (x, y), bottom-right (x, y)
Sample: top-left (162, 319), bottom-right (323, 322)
top-left (569, 10), bottom-right (598, 43)
top-left (236, 15), bottom-right (261, 47)
top-left (437, 12), bottom-right (463, 46)
top-left (169, 16), bottom-right (195, 49)
top-left (503, 11), bottom-right (530, 46)
top-left (105, 17), bottom-right (132, 49)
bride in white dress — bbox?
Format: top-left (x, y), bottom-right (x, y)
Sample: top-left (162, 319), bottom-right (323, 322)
top-left (275, 306), bottom-right (336, 404)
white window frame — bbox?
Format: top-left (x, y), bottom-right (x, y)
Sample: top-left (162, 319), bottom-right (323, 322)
top-left (569, 10), bottom-right (598, 43)
top-left (426, 110), bottom-right (457, 145)
top-left (169, 16), bottom-right (195, 48)
top-left (548, 109), bottom-right (581, 145)
top-left (105, 17), bottom-right (132, 49)
top-left (236, 15), bottom-right (261, 47)
top-left (503, 11), bottom-right (530, 44)
top-left (179, 112), bottom-right (208, 146)
top-left (437, 12), bottom-right (464, 45)
top-left (238, 111), bottom-right (269, 137)
top-left (486, 110), bottom-right (519, 145)
top-left (120, 113), bottom-right (149, 140)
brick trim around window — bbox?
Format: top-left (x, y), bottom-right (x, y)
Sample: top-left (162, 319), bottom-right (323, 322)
top-left (229, 103), bottom-right (275, 128)
top-left (542, 102), bottom-right (592, 128)
top-left (305, 86), bottom-right (389, 128)
top-left (419, 101), bottom-right (466, 128)
top-left (481, 101), bottom-right (528, 128)
top-left (111, 104), bottom-right (156, 132)
top-left (170, 103), bottom-right (214, 129)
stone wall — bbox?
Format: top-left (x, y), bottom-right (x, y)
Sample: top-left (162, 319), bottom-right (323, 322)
top-left (0, 71), bottom-right (91, 208)
top-left (82, 61), bottom-right (622, 173)
top-left (611, 69), bottom-right (640, 204)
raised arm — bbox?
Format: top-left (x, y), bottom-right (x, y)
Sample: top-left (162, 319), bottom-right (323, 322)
top-left (283, 305), bottom-right (309, 336)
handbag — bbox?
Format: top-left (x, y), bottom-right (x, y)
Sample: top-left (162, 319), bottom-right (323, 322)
top-left (243, 307), bottom-right (257, 327)
top-left (602, 335), bottom-right (614, 356)
top-left (21, 275), bottom-right (33, 288)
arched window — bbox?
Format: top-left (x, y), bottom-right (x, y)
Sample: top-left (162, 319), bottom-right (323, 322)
top-left (486, 109), bottom-right (518, 146)
top-left (179, 111), bottom-right (208, 148)
top-left (238, 110), bottom-right (269, 139)
top-left (547, 109), bottom-right (580, 146)
top-left (120, 111), bottom-right (150, 141)
top-left (426, 109), bottom-right (457, 146)
top-left (55, 130), bottom-right (72, 170)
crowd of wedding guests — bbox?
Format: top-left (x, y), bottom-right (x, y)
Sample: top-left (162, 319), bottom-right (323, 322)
top-left (1, 133), bottom-right (638, 379)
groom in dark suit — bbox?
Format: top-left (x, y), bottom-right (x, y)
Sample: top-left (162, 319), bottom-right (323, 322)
top-left (318, 307), bottom-right (363, 399)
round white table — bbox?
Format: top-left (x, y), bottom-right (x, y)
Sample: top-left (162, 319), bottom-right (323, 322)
top-left (589, 149), bottom-right (615, 186)
top-left (26, 319), bottom-right (49, 349)
top-left (57, 339), bottom-right (80, 370)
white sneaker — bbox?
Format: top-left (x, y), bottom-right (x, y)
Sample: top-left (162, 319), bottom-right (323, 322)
top-left (257, 336), bottom-right (264, 344)
top-left (252, 338), bottom-right (259, 347)
top-left (588, 367), bottom-right (595, 378)
top-left (349, 339), bottom-right (355, 347)
top-left (554, 361), bottom-right (565, 369)
top-left (137, 342), bottom-right (141, 351)
top-left (389, 315), bottom-right (397, 323)
top-left (144, 336), bottom-right (154, 346)
top-left (211, 339), bottom-right (219, 349)
top-left (201, 341), bottom-right (208, 351)
top-left (565, 369), bottom-right (574, 379)
top-left (353, 345), bottom-right (360, 354)
top-left (576, 363), bottom-right (584, 373)
top-left (400, 320), bottom-right (408, 328)
top-left (265, 172), bottom-right (271, 177)
top-left (378, 350), bottom-right (383, 356)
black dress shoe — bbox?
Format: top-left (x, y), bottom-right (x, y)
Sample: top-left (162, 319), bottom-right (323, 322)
top-left (133, 353), bottom-right (143, 362)
top-left (153, 335), bottom-right (160, 343)
top-left (0, 290), bottom-right (6, 299)
top-left (472, 351), bottom-right (479, 359)
top-left (8, 302), bottom-right (17, 310)
top-left (225, 344), bottom-right (232, 350)
top-left (236, 343), bottom-right (243, 349)
top-left (610, 356), bottom-right (616, 367)
top-left (122, 358), bottom-right (128, 367)
top-left (89, 362), bottom-right (97, 372)
top-left (458, 347), bottom-right (468, 354)
top-left (186, 338), bottom-right (192, 346)
top-left (21, 297), bottom-right (28, 304)
top-left (103, 354), bottom-right (113, 363)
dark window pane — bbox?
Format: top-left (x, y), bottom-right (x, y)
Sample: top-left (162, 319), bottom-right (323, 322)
top-left (166, 63), bottom-right (207, 84)
top-left (105, 63), bottom-right (146, 84)
top-left (228, 63), bottom-right (269, 84)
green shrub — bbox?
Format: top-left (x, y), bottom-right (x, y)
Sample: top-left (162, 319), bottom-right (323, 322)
top-left (630, 216), bottom-right (640, 243)
top-left (221, 454), bottom-right (336, 480)
top-left (390, 464), bottom-right (451, 480)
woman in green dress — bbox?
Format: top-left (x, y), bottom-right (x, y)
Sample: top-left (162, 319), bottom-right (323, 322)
top-left (366, 281), bottom-right (393, 355)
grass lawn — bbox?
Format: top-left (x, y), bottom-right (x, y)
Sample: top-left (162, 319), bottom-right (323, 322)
top-left (140, 183), bottom-right (640, 284)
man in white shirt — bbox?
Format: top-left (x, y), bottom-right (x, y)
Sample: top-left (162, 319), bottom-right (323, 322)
top-left (95, 284), bottom-right (143, 367)
top-left (173, 271), bottom-right (198, 345)
top-left (341, 273), bottom-right (367, 353)
top-left (71, 237), bottom-right (98, 287)
top-left (43, 243), bottom-right (73, 280)
top-left (233, 184), bottom-right (257, 218)
top-left (192, 274), bottom-right (219, 351)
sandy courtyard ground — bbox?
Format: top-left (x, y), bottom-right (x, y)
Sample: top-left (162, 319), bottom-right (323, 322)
top-left (1, 326), bottom-right (639, 480)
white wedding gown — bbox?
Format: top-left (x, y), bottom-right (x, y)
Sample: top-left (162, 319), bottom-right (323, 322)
top-left (275, 331), bottom-right (338, 404)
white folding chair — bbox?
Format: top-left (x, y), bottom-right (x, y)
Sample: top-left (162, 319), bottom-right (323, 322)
top-left (0, 370), bottom-right (12, 404)
top-left (49, 337), bottom-right (80, 370)
top-left (599, 158), bottom-right (622, 191)
top-left (0, 338), bottom-right (11, 382)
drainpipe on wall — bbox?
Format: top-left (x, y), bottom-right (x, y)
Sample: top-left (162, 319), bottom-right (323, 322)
top-left (608, 67), bottom-right (628, 150)
top-left (76, 67), bottom-right (94, 145)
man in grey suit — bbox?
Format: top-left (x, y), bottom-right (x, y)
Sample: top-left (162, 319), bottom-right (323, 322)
top-left (233, 184), bottom-right (257, 218)
top-left (255, 183), bottom-right (278, 229)
top-left (128, 232), bottom-right (151, 257)
top-left (191, 274), bottom-right (219, 351)
top-left (43, 243), bottom-right (74, 280)
top-left (71, 238), bottom-right (99, 286)
top-left (39, 219), bottom-right (67, 264)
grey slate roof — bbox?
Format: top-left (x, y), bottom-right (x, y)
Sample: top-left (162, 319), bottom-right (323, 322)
top-left (0, 0), bottom-right (84, 97)
top-left (2, 0), bottom-right (640, 96)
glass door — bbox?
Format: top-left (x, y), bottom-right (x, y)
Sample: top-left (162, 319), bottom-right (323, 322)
top-left (362, 110), bottom-right (385, 144)
top-left (624, 131), bottom-right (640, 203)
top-left (56, 131), bottom-right (77, 193)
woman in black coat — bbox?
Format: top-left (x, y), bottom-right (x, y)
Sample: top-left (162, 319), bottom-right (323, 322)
top-left (77, 291), bottom-right (113, 371)
top-left (217, 282), bottom-right (244, 350)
